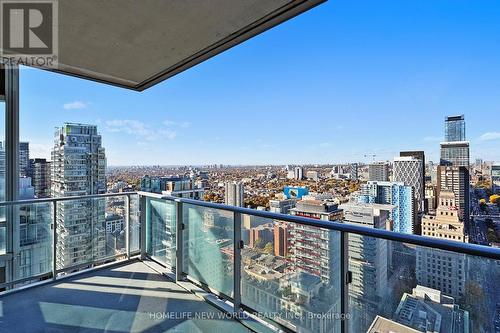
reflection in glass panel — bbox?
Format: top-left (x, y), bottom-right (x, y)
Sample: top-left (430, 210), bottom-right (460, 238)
top-left (15, 202), bottom-right (53, 282)
top-left (0, 226), bottom-right (5, 255)
top-left (146, 198), bottom-right (176, 269)
top-left (129, 194), bottom-right (140, 253)
top-left (241, 215), bottom-right (342, 333)
top-left (0, 101), bottom-right (5, 256)
top-left (55, 195), bottom-right (129, 272)
top-left (100, 196), bottom-right (128, 257)
top-left (351, 237), bottom-right (500, 333)
top-left (184, 203), bottom-right (234, 297)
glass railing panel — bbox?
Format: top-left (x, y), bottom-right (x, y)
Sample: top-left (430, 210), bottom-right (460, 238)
top-left (350, 235), bottom-right (500, 333)
top-left (0, 225), bottom-right (5, 255)
top-left (129, 194), bottom-right (140, 253)
top-left (13, 202), bottom-right (53, 283)
top-left (98, 195), bottom-right (128, 258)
top-left (183, 203), bottom-right (234, 297)
top-left (241, 215), bottom-right (342, 333)
top-left (54, 197), bottom-right (101, 271)
top-left (145, 197), bottom-right (177, 270)
top-left (55, 195), bottom-right (131, 273)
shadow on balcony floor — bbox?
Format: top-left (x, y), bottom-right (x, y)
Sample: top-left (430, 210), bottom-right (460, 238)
top-left (0, 260), bottom-right (252, 333)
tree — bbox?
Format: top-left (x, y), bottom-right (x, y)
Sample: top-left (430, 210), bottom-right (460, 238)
top-left (490, 194), bottom-right (500, 205)
top-left (254, 238), bottom-right (264, 249)
top-left (460, 281), bottom-right (488, 331)
top-left (479, 199), bottom-right (487, 212)
top-left (263, 242), bottom-right (273, 255)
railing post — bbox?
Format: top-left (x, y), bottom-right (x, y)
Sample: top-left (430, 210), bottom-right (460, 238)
top-left (125, 194), bottom-right (130, 260)
top-left (52, 200), bottom-right (58, 280)
top-left (233, 211), bottom-right (242, 312)
top-left (139, 195), bottom-right (147, 260)
top-left (175, 200), bottom-right (184, 282)
top-left (340, 231), bottom-right (349, 333)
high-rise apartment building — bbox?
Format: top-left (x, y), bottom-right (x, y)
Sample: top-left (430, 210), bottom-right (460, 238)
top-left (359, 181), bottom-right (415, 234)
top-left (0, 147), bottom-right (51, 282)
top-left (0, 140), bottom-right (31, 179)
top-left (224, 181), bottom-right (244, 207)
top-left (294, 166), bottom-right (304, 180)
top-left (51, 123), bottom-right (107, 269)
top-left (444, 115), bottom-right (466, 142)
top-left (368, 162), bottom-right (389, 182)
top-left (399, 151), bottom-right (425, 210)
top-left (492, 163), bottom-right (500, 193)
top-left (16, 178), bottom-right (52, 281)
top-left (19, 142), bottom-right (29, 177)
top-left (437, 166), bottom-right (470, 224)
top-left (350, 163), bottom-right (358, 181)
top-left (30, 158), bottom-right (51, 198)
top-left (393, 155), bottom-right (424, 234)
top-left (339, 202), bottom-right (391, 331)
top-left (141, 175), bottom-right (204, 199)
top-left (273, 222), bottom-right (289, 257)
top-left (289, 200), bottom-right (343, 284)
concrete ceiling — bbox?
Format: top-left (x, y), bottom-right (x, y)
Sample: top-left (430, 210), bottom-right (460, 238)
top-left (46, 0), bottom-right (324, 91)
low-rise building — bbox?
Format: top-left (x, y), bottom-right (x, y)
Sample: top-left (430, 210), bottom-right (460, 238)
top-left (367, 285), bottom-right (469, 333)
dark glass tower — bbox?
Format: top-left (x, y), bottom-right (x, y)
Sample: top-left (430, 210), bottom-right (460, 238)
top-left (444, 115), bottom-right (465, 142)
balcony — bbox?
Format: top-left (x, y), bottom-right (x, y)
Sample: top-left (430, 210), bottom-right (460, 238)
top-left (0, 3), bottom-right (498, 331)
top-left (0, 260), bottom-right (251, 333)
top-left (0, 192), bottom-right (499, 333)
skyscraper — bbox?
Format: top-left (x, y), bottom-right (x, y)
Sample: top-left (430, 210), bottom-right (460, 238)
top-left (294, 166), bottom-right (304, 180)
top-left (350, 163), bottom-right (359, 181)
top-left (493, 163), bottom-right (500, 192)
top-left (400, 151), bottom-right (425, 209)
top-left (51, 123), bottom-right (107, 269)
top-left (224, 181), bottom-right (244, 207)
top-left (359, 181), bottom-right (415, 234)
top-left (444, 115), bottom-right (466, 142)
top-left (439, 115), bottom-right (470, 228)
top-left (30, 158), bottom-right (51, 198)
top-left (339, 202), bottom-right (390, 331)
top-left (368, 162), bottom-right (389, 182)
top-left (440, 141), bottom-right (470, 167)
top-left (19, 142), bottom-right (29, 177)
top-left (393, 155), bottom-right (424, 234)
top-left (289, 200), bottom-right (343, 284)
top-left (440, 115), bottom-right (470, 168)
top-left (437, 166), bottom-right (470, 224)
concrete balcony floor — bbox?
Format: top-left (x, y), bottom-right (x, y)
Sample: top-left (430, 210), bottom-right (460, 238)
top-left (0, 260), bottom-right (252, 333)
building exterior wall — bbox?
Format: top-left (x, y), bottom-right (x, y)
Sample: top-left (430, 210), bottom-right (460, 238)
top-left (51, 123), bottom-right (107, 270)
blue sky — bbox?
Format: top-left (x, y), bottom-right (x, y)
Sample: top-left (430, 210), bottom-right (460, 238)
top-left (19, 0), bottom-right (500, 166)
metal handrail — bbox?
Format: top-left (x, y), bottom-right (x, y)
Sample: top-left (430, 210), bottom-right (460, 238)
top-left (0, 192), bottom-right (136, 207)
top-left (1, 191), bottom-right (499, 260)
top-left (138, 191), bottom-right (500, 261)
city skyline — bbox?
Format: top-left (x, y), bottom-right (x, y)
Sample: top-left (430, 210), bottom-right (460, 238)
top-left (0, 2), bottom-right (498, 333)
top-left (13, 0), bottom-right (500, 165)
